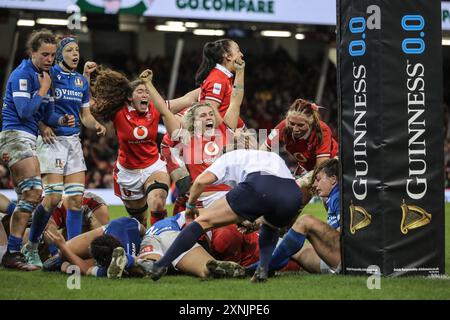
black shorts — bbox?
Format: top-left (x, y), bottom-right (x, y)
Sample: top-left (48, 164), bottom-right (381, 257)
top-left (225, 172), bottom-right (303, 228)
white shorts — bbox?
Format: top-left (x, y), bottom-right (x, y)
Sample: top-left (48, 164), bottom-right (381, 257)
top-left (139, 230), bottom-right (200, 269)
top-left (113, 159), bottom-right (168, 201)
top-left (0, 130), bottom-right (37, 168)
top-left (198, 191), bottom-right (228, 208)
top-left (37, 135), bottom-right (86, 176)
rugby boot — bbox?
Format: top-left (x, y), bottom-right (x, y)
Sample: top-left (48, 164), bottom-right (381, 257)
top-left (42, 254), bottom-right (63, 272)
top-left (206, 260), bottom-right (246, 279)
top-left (136, 258), bottom-right (156, 276)
top-left (22, 244), bottom-right (43, 268)
top-left (250, 267), bottom-right (268, 283)
top-left (148, 261), bottom-right (167, 281)
top-left (1, 251), bottom-right (40, 271)
top-left (107, 247), bottom-right (127, 279)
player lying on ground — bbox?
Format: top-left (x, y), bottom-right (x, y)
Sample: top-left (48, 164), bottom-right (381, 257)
top-left (44, 216), bottom-right (145, 278)
top-left (134, 211), bottom-right (246, 279)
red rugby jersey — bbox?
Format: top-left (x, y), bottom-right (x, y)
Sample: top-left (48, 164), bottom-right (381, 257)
top-left (113, 103), bottom-right (160, 169)
top-left (200, 64), bottom-right (245, 128)
top-left (180, 123), bottom-right (233, 193)
top-left (265, 119), bottom-right (338, 172)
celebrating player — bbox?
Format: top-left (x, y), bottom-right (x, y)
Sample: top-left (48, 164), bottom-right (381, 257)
top-left (91, 68), bottom-right (172, 227)
top-left (262, 98), bottom-right (338, 189)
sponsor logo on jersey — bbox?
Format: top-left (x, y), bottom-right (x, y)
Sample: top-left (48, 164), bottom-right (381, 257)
top-left (133, 126), bottom-right (148, 140)
top-left (74, 77), bottom-right (83, 88)
top-left (19, 79), bottom-right (27, 91)
top-left (54, 88), bottom-right (83, 100)
top-left (213, 83), bottom-right (222, 95)
top-left (204, 141), bottom-right (220, 156)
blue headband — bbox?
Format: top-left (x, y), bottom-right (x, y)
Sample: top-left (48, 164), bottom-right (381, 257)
top-left (56, 37), bottom-right (77, 63)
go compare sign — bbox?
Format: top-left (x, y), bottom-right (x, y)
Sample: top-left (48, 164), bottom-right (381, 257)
top-left (1, 0), bottom-right (450, 29)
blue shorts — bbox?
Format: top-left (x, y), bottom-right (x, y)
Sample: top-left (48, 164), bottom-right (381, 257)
top-left (225, 172), bottom-right (303, 228)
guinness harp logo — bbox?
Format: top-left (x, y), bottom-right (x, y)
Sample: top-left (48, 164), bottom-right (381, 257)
top-left (350, 201), bottom-right (372, 234)
top-left (400, 200), bottom-right (431, 234)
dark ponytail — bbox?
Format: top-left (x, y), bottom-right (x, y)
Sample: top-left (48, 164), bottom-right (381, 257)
top-left (195, 39), bottom-right (232, 86)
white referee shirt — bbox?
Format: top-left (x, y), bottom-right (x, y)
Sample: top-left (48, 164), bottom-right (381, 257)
top-left (205, 149), bottom-right (294, 188)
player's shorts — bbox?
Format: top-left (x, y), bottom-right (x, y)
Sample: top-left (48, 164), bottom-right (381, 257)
top-left (113, 159), bottom-right (167, 201)
top-left (197, 191), bottom-right (228, 208)
top-left (161, 142), bottom-right (185, 174)
top-left (36, 134), bottom-right (86, 176)
top-left (0, 130), bottom-right (37, 168)
top-left (225, 172), bottom-right (303, 228)
top-left (139, 230), bottom-right (200, 268)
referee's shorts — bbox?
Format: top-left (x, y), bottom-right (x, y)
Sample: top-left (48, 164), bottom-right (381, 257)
top-left (225, 172), bottom-right (303, 228)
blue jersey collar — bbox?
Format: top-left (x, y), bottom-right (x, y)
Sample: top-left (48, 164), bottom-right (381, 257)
top-left (326, 184), bottom-right (339, 205)
top-left (54, 63), bottom-right (77, 76)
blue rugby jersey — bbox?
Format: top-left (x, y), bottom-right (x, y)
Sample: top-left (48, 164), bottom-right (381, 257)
top-left (146, 213), bottom-right (186, 236)
top-left (2, 59), bottom-right (58, 136)
top-left (50, 64), bottom-right (90, 136)
top-left (326, 184), bottom-right (340, 230)
top-left (104, 217), bottom-right (142, 258)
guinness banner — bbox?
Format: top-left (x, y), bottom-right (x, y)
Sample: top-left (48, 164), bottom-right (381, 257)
top-left (338, 0), bottom-right (445, 275)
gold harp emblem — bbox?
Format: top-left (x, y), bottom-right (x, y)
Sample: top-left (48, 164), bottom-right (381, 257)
top-left (400, 200), bottom-right (431, 234)
top-left (349, 201), bottom-right (372, 234)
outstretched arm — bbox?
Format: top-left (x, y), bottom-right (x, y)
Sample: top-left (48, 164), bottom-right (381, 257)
top-left (168, 88), bottom-right (200, 114)
top-left (139, 69), bottom-right (182, 137)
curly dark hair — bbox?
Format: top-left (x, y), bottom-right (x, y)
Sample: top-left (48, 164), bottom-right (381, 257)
top-left (91, 66), bottom-right (147, 120)
top-left (90, 234), bottom-right (123, 268)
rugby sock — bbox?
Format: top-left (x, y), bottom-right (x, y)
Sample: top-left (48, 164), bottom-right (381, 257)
top-left (269, 228), bottom-right (306, 270)
top-left (7, 235), bottom-right (22, 253)
top-left (6, 201), bottom-right (16, 216)
top-left (150, 210), bottom-right (167, 226)
top-left (258, 224), bottom-right (279, 274)
top-left (155, 221), bottom-right (205, 268)
top-left (66, 209), bottom-right (82, 240)
top-left (29, 204), bottom-right (52, 246)
top-left (47, 243), bottom-right (58, 256)
top-left (126, 253), bottom-right (135, 269)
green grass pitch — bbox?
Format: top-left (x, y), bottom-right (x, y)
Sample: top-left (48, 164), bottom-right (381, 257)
top-left (0, 203), bottom-right (449, 300)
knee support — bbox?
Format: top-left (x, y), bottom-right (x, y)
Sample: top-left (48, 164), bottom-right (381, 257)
top-left (126, 203), bottom-right (148, 217)
top-left (17, 176), bottom-right (43, 193)
top-left (175, 175), bottom-right (192, 196)
top-left (16, 199), bottom-right (37, 213)
top-left (44, 183), bottom-right (64, 196)
top-left (145, 181), bottom-right (169, 196)
top-left (64, 183), bottom-right (85, 197)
